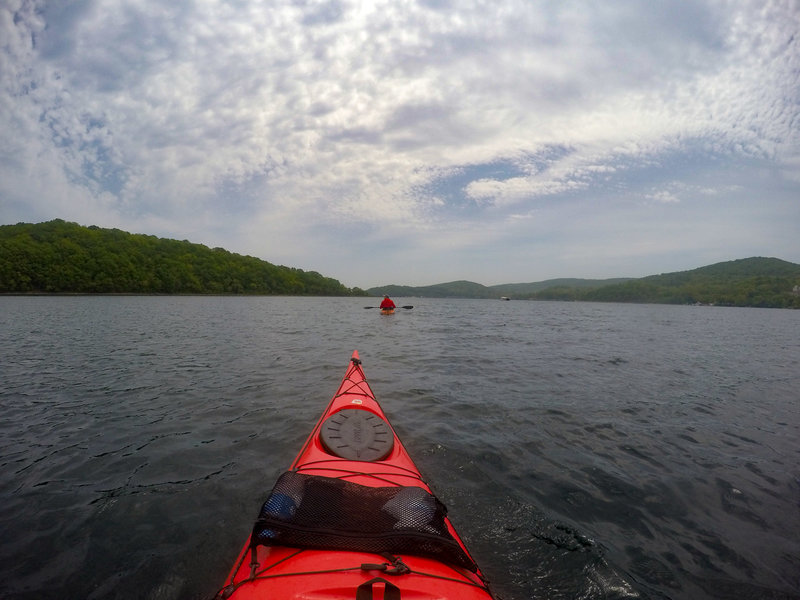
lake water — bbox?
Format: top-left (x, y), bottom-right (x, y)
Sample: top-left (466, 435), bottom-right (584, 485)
top-left (1, 296), bottom-right (798, 600)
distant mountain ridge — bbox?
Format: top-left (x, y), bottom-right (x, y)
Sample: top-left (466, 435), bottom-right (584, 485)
top-left (368, 277), bottom-right (633, 299)
top-left (368, 258), bottom-right (800, 309)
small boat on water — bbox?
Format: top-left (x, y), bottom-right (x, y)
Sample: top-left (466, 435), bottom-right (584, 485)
top-left (380, 307), bottom-right (396, 315)
top-left (214, 351), bottom-right (494, 599)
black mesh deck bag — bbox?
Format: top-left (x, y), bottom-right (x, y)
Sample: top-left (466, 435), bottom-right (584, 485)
top-left (251, 470), bottom-right (478, 572)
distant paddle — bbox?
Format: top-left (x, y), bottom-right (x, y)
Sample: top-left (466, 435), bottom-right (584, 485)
top-left (364, 305), bottom-right (413, 309)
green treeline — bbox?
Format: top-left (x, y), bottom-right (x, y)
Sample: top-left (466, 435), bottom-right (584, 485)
top-left (532, 258), bottom-right (800, 308)
top-left (0, 220), bottom-right (366, 296)
top-left (367, 258), bottom-right (800, 308)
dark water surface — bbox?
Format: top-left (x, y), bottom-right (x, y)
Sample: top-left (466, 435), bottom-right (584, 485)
top-left (1, 296), bottom-right (798, 600)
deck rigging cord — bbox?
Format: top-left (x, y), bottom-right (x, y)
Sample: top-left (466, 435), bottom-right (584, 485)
top-left (215, 549), bottom-right (492, 599)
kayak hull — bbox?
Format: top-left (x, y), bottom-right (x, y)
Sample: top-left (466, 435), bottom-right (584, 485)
top-left (380, 307), bottom-right (395, 315)
top-left (216, 351), bottom-right (494, 599)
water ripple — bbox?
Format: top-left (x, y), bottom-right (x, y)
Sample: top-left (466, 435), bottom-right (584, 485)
top-left (1, 297), bottom-right (798, 600)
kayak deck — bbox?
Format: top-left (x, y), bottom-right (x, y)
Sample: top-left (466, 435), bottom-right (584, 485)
top-left (215, 351), bottom-right (494, 599)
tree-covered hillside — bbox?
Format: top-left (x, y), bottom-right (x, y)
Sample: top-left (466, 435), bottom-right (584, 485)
top-left (370, 280), bottom-right (494, 299)
top-left (368, 258), bottom-right (800, 308)
top-left (490, 278), bottom-right (633, 296)
top-left (368, 278), bottom-right (627, 299)
top-left (0, 220), bottom-right (365, 295)
top-left (580, 258), bottom-right (800, 308)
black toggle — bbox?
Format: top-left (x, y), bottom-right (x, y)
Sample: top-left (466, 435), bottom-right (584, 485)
top-left (356, 577), bottom-right (402, 600)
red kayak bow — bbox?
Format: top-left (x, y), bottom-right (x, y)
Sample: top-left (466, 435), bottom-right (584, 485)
top-left (215, 351), bottom-right (494, 599)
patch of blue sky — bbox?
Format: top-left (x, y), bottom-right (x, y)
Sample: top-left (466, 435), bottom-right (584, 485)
top-left (419, 147), bottom-right (574, 215)
top-left (213, 174), bottom-right (271, 217)
top-left (609, 142), bottom-right (762, 198)
top-left (79, 147), bottom-right (127, 197)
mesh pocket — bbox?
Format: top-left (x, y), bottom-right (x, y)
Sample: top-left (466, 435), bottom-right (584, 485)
top-left (252, 471), bottom-right (477, 572)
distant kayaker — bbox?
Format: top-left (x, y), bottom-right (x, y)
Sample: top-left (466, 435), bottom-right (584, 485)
top-left (379, 295), bottom-right (396, 310)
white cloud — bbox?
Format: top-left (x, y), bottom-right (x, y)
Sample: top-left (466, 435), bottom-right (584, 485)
top-left (646, 190), bottom-right (681, 204)
top-left (1, 0), bottom-right (798, 287)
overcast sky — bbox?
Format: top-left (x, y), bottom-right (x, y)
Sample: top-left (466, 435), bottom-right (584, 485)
top-left (1, 1), bottom-right (798, 288)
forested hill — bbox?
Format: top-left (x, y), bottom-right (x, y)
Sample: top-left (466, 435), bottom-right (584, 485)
top-left (369, 258), bottom-right (800, 308)
top-left (369, 277), bottom-right (632, 299)
top-left (578, 257), bottom-right (800, 308)
top-left (0, 220), bottom-right (365, 295)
